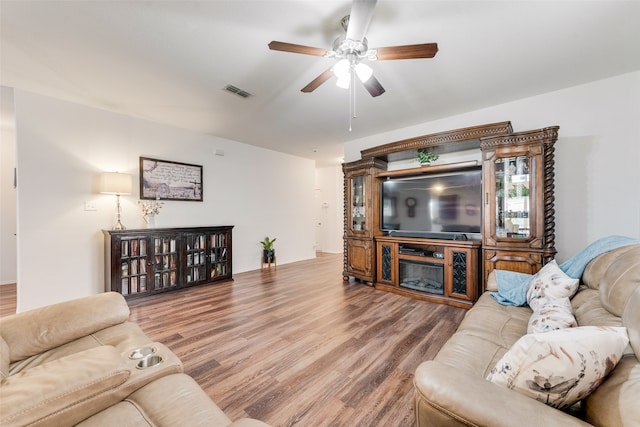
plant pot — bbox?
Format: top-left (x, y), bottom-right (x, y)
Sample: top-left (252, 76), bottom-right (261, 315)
top-left (263, 249), bottom-right (275, 263)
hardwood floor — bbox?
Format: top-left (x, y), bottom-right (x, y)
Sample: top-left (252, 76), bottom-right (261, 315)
top-left (1, 253), bottom-right (466, 427)
top-left (0, 283), bottom-right (16, 317)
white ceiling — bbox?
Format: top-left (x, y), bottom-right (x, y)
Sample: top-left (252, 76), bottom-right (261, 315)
top-left (2, 1), bottom-right (639, 167)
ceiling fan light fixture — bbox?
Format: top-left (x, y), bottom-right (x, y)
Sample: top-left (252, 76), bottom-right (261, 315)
top-left (336, 74), bottom-right (351, 89)
top-left (355, 62), bottom-right (373, 83)
top-left (333, 59), bottom-right (351, 80)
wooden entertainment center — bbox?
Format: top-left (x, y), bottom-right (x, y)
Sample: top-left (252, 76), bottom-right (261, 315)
top-left (342, 122), bottom-right (559, 308)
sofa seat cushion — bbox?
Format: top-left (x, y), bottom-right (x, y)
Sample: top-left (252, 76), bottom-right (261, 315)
top-left (76, 373), bottom-right (271, 427)
top-left (455, 293), bottom-right (531, 344)
top-left (434, 293), bottom-right (531, 377)
top-left (415, 360), bottom-right (593, 427)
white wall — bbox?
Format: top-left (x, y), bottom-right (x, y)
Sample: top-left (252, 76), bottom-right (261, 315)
top-left (1, 87), bottom-right (17, 285)
top-left (14, 90), bottom-right (316, 312)
top-left (345, 71), bottom-right (640, 262)
top-left (314, 166), bottom-right (344, 253)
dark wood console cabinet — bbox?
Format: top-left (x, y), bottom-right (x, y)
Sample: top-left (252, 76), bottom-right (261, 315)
top-left (343, 122), bottom-right (558, 307)
top-left (376, 237), bottom-right (480, 308)
top-left (104, 226), bottom-right (233, 299)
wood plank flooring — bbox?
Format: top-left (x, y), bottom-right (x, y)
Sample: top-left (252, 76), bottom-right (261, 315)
top-left (0, 253), bottom-right (466, 427)
top-left (0, 283), bottom-right (16, 317)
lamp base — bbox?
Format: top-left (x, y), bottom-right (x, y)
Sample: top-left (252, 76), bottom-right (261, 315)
top-left (112, 194), bottom-right (126, 230)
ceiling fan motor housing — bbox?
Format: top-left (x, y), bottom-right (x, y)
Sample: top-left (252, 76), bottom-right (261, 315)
top-left (332, 34), bottom-right (369, 59)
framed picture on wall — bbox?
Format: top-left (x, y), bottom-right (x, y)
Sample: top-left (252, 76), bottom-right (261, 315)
top-left (139, 157), bottom-right (203, 201)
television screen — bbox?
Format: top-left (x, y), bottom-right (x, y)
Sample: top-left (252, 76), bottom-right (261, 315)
top-left (380, 169), bottom-right (482, 239)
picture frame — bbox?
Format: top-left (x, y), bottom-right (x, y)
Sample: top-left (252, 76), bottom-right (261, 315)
top-left (139, 157), bottom-right (203, 201)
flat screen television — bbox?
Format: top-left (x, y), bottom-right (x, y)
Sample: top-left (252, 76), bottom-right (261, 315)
top-left (380, 168), bottom-right (482, 240)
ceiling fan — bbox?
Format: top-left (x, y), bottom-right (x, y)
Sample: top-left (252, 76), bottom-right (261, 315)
top-left (268, 0), bottom-right (438, 97)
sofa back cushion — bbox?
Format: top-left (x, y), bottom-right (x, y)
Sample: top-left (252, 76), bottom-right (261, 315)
top-left (0, 336), bottom-right (9, 380)
top-left (599, 245), bottom-right (640, 317)
top-left (0, 292), bottom-right (130, 363)
top-left (584, 286), bottom-right (640, 427)
top-left (623, 287), bottom-right (640, 359)
top-left (582, 245), bottom-right (638, 290)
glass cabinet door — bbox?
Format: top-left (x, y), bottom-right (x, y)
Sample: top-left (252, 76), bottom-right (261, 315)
top-left (119, 237), bottom-right (149, 296)
top-left (185, 234), bottom-right (207, 284)
top-left (495, 155), bottom-right (531, 239)
top-left (153, 236), bottom-right (178, 289)
top-left (351, 174), bottom-right (366, 232)
top-left (209, 231), bottom-right (229, 279)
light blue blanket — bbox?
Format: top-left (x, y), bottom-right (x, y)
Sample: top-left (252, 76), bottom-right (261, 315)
top-left (490, 235), bottom-right (640, 306)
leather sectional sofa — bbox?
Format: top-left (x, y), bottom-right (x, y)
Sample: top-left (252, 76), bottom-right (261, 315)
top-left (414, 244), bottom-right (640, 426)
top-left (0, 292), bottom-right (270, 427)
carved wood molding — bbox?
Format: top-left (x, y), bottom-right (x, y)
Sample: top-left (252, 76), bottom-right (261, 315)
top-left (479, 126), bottom-right (559, 149)
top-left (343, 170), bottom-right (348, 277)
top-left (542, 138), bottom-right (557, 258)
top-left (342, 157), bottom-right (388, 173)
top-left (360, 121), bottom-right (513, 159)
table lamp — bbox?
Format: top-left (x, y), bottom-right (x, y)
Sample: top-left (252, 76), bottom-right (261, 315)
top-left (100, 172), bottom-right (133, 230)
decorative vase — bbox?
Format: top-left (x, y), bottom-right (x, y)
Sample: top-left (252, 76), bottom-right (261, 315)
top-left (263, 249), bottom-right (275, 263)
top-left (144, 214), bottom-right (156, 228)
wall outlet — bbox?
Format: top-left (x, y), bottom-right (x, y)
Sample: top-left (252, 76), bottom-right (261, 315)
top-left (84, 201), bottom-right (97, 211)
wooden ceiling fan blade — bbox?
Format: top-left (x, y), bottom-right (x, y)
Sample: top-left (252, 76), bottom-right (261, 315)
top-left (375, 43), bottom-right (439, 60)
top-left (268, 41), bottom-right (328, 57)
top-left (301, 69), bottom-right (334, 93)
top-left (362, 75), bottom-right (385, 97)
top-left (346, 0), bottom-right (377, 42)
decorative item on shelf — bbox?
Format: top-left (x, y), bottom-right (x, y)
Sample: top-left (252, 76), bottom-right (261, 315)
top-left (405, 197), bottom-right (418, 217)
top-left (260, 236), bottom-right (277, 269)
top-left (508, 185), bottom-right (530, 198)
top-left (417, 148), bottom-right (439, 165)
top-left (100, 172), bottom-right (133, 230)
top-left (138, 197), bottom-right (164, 228)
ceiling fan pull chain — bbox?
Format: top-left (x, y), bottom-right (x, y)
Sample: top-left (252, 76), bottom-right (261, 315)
top-left (352, 65), bottom-right (357, 120)
top-left (349, 65), bottom-right (354, 132)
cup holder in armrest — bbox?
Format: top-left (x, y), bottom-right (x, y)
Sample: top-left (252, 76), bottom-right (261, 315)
top-left (128, 346), bottom-right (157, 360)
top-left (136, 354), bottom-right (164, 369)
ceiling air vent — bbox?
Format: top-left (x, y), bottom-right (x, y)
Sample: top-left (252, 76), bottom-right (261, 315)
top-left (223, 84), bottom-right (253, 99)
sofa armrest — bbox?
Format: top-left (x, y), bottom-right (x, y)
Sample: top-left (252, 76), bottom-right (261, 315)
top-left (0, 345), bottom-right (130, 427)
top-left (414, 361), bottom-right (592, 427)
top-left (0, 292), bottom-right (130, 362)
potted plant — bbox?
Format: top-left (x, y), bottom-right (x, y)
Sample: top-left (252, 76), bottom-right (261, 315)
top-left (260, 236), bottom-right (277, 263)
top-left (417, 148), bottom-right (439, 165)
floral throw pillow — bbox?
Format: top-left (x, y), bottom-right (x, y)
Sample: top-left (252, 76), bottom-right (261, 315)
top-left (486, 326), bottom-right (628, 409)
top-left (527, 297), bottom-right (577, 334)
top-left (526, 260), bottom-right (579, 311)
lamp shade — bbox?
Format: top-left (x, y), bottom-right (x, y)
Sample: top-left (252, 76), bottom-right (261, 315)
top-left (100, 172), bottom-right (132, 195)
top-left (355, 63), bottom-right (373, 83)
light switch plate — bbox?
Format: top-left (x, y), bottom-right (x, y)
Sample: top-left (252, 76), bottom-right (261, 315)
top-left (84, 201), bottom-right (97, 211)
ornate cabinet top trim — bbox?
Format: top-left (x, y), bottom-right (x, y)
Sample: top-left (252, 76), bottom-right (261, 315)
top-left (479, 126), bottom-right (559, 149)
top-left (359, 121), bottom-right (513, 160)
top-left (104, 226), bottom-right (235, 236)
top-left (342, 157), bottom-right (388, 173)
